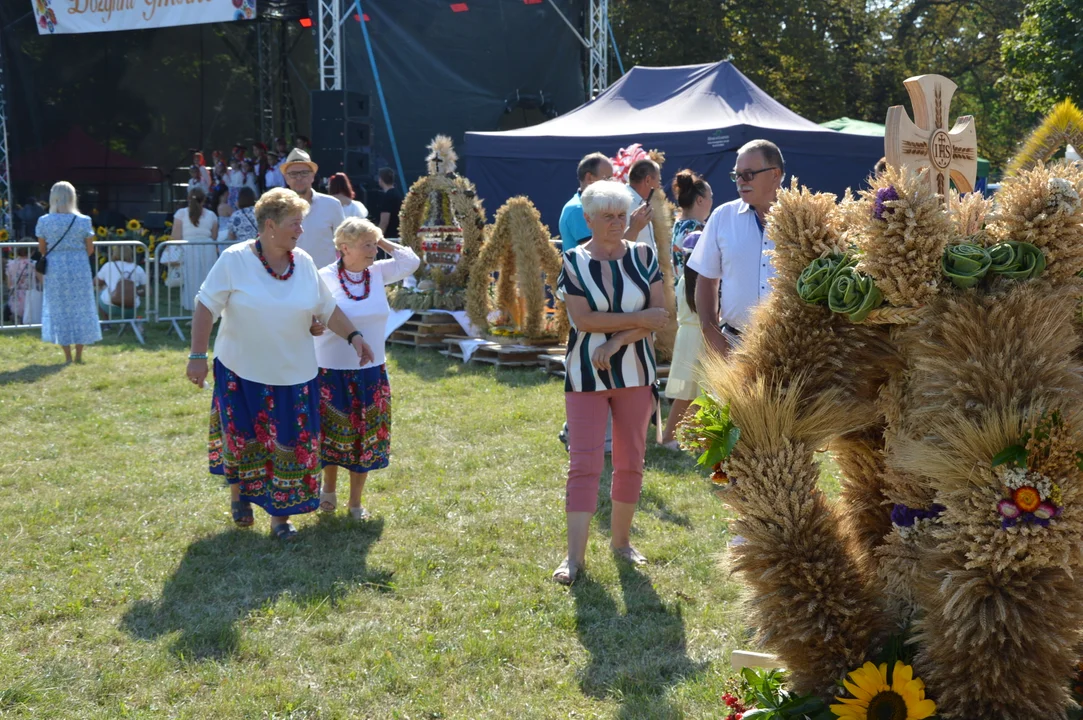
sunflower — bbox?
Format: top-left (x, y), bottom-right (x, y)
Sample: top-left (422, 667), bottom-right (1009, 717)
top-left (0, 229), bottom-right (8, 242)
top-left (96, 226), bottom-right (107, 237)
top-left (126, 219), bottom-right (141, 231)
top-left (164, 220), bottom-right (173, 229)
top-left (114, 227), bottom-right (125, 236)
top-left (831, 661), bottom-right (936, 720)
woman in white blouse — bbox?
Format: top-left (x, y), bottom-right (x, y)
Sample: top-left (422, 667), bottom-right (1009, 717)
top-left (185, 189), bottom-right (375, 541)
top-left (313, 218), bottom-right (419, 520)
top-left (171, 187), bottom-right (219, 312)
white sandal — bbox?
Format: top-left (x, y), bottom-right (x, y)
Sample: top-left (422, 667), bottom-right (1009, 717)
top-left (552, 557), bottom-right (580, 585)
top-left (318, 491), bottom-right (337, 513)
top-left (348, 506), bottom-right (371, 521)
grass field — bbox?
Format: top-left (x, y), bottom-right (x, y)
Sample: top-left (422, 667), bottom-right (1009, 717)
top-left (0, 324), bottom-right (837, 719)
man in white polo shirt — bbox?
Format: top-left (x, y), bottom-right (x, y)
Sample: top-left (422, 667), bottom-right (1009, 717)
top-left (281, 148), bottom-right (345, 268)
top-left (625, 158), bottom-right (661, 252)
top-left (687, 139), bottom-right (785, 356)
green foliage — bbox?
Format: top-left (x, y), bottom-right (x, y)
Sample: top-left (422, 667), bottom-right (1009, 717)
top-left (1002, 0), bottom-right (1083, 114)
top-left (738, 668), bottom-right (832, 720)
top-left (609, 0), bottom-right (1033, 171)
top-left (680, 393), bottom-right (740, 469)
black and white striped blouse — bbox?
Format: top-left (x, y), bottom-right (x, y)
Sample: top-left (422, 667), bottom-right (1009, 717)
top-left (557, 241), bottom-right (663, 393)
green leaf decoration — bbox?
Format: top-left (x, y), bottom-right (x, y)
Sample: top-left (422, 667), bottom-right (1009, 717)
top-left (992, 444), bottom-right (1029, 468)
top-left (686, 393), bottom-right (741, 469)
top-left (988, 241), bottom-right (1047, 280)
top-left (943, 243), bottom-right (992, 289)
top-left (796, 254), bottom-right (853, 305)
top-left (827, 266), bottom-right (883, 322)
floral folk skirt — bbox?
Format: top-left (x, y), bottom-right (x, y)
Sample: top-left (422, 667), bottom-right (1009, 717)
top-left (317, 364), bottom-right (391, 473)
top-left (209, 359), bottom-right (322, 516)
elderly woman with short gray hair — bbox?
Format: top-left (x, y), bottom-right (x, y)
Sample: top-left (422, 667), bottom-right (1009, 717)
top-left (185, 188), bottom-right (374, 540)
top-left (552, 179), bottom-right (670, 584)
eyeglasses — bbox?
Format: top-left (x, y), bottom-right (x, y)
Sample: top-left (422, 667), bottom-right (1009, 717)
top-left (286, 170), bottom-right (314, 179)
top-left (730, 167), bottom-right (778, 183)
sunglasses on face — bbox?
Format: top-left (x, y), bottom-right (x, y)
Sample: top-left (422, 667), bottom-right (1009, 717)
top-left (730, 167), bottom-right (778, 183)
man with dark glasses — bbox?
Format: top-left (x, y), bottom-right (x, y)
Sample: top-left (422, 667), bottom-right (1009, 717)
top-left (686, 139), bottom-right (785, 357)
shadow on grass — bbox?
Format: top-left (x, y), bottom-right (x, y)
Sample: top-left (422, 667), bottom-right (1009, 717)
top-left (120, 517), bottom-right (392, 661)
top-left (592, 462), bottom-right (692, 534)
top-left (0, 362), bottom-right (67, 385)
top-left (388, 345), bottom-right (556, 389)
top-left (572, 564), bottom-right (704, 719)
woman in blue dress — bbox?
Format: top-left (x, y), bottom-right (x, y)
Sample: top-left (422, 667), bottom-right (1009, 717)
top-left (35, 181), bottom-right (101, 363)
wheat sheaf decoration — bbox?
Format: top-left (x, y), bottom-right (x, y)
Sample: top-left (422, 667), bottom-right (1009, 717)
top-left (1007, 99), bottom-right (1083, 176)
top-left (466, 196), bottom-right (568, 341)
top-left (390, 136), bottom-right (486, 311)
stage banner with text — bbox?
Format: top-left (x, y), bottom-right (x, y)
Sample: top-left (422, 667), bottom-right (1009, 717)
top-left (32, 0), bottom-right (255, 34)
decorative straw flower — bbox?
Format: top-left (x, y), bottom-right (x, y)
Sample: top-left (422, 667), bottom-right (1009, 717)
top-left (942, 244), bottom-right (991, 289)
top-left (827, 266), bottom-right (883, 322)
top-left (1047, 177), bottom-right (1081, 215)
top-left (872, 185), bottom-right (900, 220)
top-left (796, 254), bottom-right (852, 305)
top-left (988, 241), bottom-right (1046, 280)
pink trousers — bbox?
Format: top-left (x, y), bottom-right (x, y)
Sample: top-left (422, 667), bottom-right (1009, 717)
top-left (564, 386), bottom-right (654, 512)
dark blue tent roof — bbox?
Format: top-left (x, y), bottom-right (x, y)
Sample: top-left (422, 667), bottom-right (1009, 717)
top-left (463, 61), bottom-right (884, 233)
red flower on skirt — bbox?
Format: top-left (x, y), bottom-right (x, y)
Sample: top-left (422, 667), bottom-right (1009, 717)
top-left (350, 412), bottom-right (365, 432)
top-left (304, 475), bottom-right (318, 492)
top-left (320, 385), bottom-right (332, 401)
top-left (227, 381), bottom-right (238, 391)
top-left (264, 460), bottom-right (275, 478)
top-left (374, 395), bottom-right (390, 413)
top-left (273, 491), bottom-right (287, 503)
top-left (376, 426), bottom-right (389, 441)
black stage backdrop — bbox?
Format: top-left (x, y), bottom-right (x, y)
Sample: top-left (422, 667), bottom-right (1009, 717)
top-left (0, 0), bottom-right (586, 208)
top-left (342, 0), bottom-right (586, 187)
top-left (0, 0), bottom-right (315, 204)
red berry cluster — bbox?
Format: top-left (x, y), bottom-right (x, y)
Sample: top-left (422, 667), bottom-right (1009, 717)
top-left (722, 692), bottom-right (747, 720)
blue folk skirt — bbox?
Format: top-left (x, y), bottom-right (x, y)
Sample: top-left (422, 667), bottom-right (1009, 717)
top-left (317, 364), bottom-right (392, 473)
top-left (208, 359), bottom-right (322, 516)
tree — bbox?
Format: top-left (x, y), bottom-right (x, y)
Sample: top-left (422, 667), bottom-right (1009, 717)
top-left (1001, 0), bottom-right (1083, 114)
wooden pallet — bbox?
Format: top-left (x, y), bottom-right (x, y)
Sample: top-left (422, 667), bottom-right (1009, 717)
top-left (441, 338), bottom-right (566, 368)
top-left (386, 312), bottom-right (465, 348)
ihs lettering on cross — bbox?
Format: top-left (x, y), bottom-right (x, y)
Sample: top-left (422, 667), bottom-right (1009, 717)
top-left (885, 74), bottom-right (978, 207)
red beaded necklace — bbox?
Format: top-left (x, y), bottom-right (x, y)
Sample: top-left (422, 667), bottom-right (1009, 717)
top-left (337, 260), bottom-right (371, 301)
top-left (254, 239), bottom-right (294, 281)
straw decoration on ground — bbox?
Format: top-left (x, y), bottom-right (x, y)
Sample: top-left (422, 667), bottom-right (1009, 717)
top-left (702, 359), bottom-right (889, 694)
top-left (465, 196), bottom-right (567, 340)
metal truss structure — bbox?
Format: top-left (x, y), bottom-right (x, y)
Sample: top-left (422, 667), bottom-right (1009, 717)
top-left (316, 0), bottom-right (343, 91)
top-left (0, 30), bottom-right (12, 234)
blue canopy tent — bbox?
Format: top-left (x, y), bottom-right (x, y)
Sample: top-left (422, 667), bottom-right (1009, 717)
top-left (464, 61), bottom-right (885, 234)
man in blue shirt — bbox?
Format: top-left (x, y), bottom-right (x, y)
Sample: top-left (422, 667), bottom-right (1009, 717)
top-left (559, 153), bottom-right (613, 252)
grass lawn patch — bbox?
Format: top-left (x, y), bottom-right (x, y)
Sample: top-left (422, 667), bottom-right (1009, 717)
top-left (0, 324), bottom-right (838, 718)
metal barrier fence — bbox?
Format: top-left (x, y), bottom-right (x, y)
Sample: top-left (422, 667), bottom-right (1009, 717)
top-left (1, 239), bottom-right (152, 344)
top-left (153, 240), bottom-right (234, 341)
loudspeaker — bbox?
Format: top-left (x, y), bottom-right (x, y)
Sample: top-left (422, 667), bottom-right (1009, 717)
top-left (311, 90), bottom-right (370, 122)
top-left (309, 149), bottom-right (371, 177)
top-left (345, 149), bottom-right (371, 176)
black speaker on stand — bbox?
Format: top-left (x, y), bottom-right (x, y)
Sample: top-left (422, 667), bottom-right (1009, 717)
top-left (310, 90), bottom-right (373, 190)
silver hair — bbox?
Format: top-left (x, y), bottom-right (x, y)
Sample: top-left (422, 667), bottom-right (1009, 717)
top-left (49, 181), bottom-right (78, 214)
top-left (580, 180), bottom-right (632, 219)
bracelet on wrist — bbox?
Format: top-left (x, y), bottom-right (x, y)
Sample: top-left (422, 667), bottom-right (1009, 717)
top-left (346, 330), bottom-right (363, 345)
top-left (188, 352), bottom-right (209, 360)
